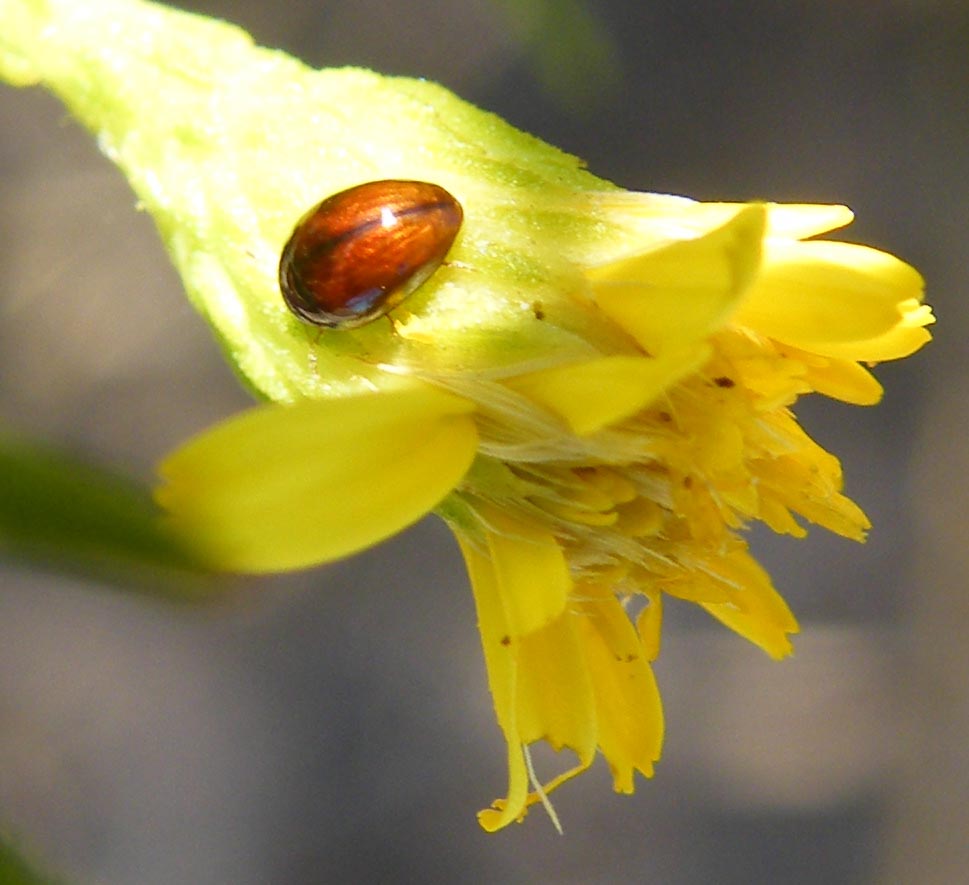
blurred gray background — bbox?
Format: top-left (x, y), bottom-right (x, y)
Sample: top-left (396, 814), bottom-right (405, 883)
top-left (1, 1), bottom-right (966, 883)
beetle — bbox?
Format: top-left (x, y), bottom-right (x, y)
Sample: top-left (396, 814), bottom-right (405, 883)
top-left (278, 179), bottom-right (463, 329)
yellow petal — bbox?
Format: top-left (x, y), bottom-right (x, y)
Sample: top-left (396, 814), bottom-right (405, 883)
top-left (764, 203), bottom-right (854, 239)
top-left (460, 519), bottom-right (596, 830)
top-left (575, 584), bottom-right (664, 792)
top-left (587, 204), bottom-right (766, 356)
top-left (458, 538), bottom-right (531, 832)
top-left (506, 352), bottom-right (708, 436)
top-left (757, 498), bottom-right (808, 538)
top-left (806, 299), bottom-right (934, 362)
top-left (698, 549), bottom-right (800, 659)
top-left (736, 240), bottom-right (932, 360)
top-left (657, 201), bottom-right (853, 240)
top-left (477, 505), bottom-right (572, 637)
top-left (681, 202), bottom-right (853, 240)
top-left (156, 385), bottom-right (477, 572)
top-left (516, 611), bottom-right (597, 759)
top-left (598, 194), bottom-right (850, 241)
top-left (754, 453), bottom-right (871, 542)
top-left (802, 356), bottom-right (884, 405)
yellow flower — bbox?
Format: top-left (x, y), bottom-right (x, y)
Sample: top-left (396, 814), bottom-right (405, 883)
top-left (156, 197), bottom-right (931, 830)
top-left (1, 0), bottom-right (933, 831)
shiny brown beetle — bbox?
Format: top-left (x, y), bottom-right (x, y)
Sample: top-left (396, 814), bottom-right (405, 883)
top-left (278, 180), bottom-right (463, 329)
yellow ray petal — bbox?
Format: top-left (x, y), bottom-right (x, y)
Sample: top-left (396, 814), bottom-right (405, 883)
top-left (477, 505), bottom-right (572, 638)
top-left (587, 204), bottom-right (766, 356)
top-left (459, 519), bottom-right (589, 830)
top-left (736, 240), bottom-right (932, 360)
top-left (458, 538), bottom-right (531, 832)
top-left (156, 385), bottom-right (477, 572)
top-left (754, 452), bottom-right (871, 542)
top-left (575, 584), bottom-right (664, 792)
top-left (516, 611), bottom-right (597, 759)
top-left (698, 549), bottom-right (800, 659)
top-left (798, 304), bottom-right (934, 362)
top-left (598, 195), bottom-right (850, 241)
top-left (764, 203), bottom-right (854, 239)
top-left (799, 354), bottom-right (884, 405)
top-left (507, 352), bottom-right (708, 436)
